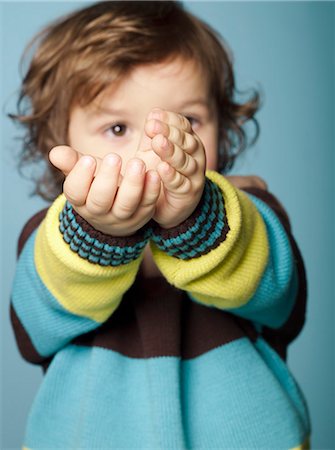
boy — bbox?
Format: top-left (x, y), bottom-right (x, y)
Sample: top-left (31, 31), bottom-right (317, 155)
top-left (10, 1), bottom-right (310, 448)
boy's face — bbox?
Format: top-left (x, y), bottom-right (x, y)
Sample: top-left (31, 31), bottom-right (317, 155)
top-left (68, 58), bottom-right (219, 172)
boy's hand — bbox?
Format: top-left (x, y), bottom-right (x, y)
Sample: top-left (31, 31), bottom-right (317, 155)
top-left (49, 145), bottom-right (161, 237)
top-left (143, 109), bottom-right (206, 229)
top-left (226, 175), bottom-right (268, 191)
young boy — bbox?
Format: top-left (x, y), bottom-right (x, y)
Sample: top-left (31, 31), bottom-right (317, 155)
top-left (10, 1), bottom-right (310, 449)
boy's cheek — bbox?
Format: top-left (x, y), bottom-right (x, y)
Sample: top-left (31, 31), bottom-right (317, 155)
top-left (204, 148), bottom-right (218, 171)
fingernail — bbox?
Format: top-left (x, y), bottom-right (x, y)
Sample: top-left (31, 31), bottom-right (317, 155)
top-left (80, 156), bottom-right (94, 167)
top-left (105, 153), bottom-right (120, 166)
top-left (161, 136), bottom-right (168, 149)
top-left (148, 171), bottom-right (160, 184)
top-left (153, 120), bottom-right (162, 133)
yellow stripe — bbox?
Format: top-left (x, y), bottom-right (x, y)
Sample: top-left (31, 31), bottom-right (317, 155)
top-left (151, 171), bottom-right (269, 308)
top-left (35, 195), bottom-right (141, 322)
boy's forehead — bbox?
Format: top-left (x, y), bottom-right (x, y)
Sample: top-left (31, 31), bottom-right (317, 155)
top-left (137, 58), bottom-right (208, 91)
top-left (92, 58), bottom-right (211, 113)
top-left (134, 57), bottom-right (201, 79)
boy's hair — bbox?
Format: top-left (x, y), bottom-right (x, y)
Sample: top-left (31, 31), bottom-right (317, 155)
top-left (11, 1), bottom-right (260, 201)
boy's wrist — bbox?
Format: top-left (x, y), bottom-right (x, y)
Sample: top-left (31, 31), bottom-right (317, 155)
top-left (59, 201), bottom-right (152, 266)
top-left (151, 178), bottom-right (229, 260)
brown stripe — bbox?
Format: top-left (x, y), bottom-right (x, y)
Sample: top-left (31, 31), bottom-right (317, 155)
top-left (10, 303), bottom-right (51, 367)
top-left (71, 206), bottom-right (152, 247)
top-left (73, 274), bottom-right (258, 359)
top-left (262, 233), bottom-right (307, 360)
top-left (17, 208), bottom-right (49, 257)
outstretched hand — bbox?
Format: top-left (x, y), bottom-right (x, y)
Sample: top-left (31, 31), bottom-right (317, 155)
top-left (141, 108), bottom-right (206, 229)
top-left (49, 146), bottom-right (161, 236)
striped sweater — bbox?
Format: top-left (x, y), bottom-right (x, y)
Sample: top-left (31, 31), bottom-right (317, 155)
top-left (11, 171), bottom-right (311, 449)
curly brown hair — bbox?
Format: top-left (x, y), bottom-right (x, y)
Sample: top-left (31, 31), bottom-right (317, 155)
top-left (10, 1), bottom-right (261, 201)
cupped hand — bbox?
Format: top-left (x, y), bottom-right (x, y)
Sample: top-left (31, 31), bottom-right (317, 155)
top-left (142, 109), bottom-right (206, 229)
top-left (49, 145), bottom-right (161, 237)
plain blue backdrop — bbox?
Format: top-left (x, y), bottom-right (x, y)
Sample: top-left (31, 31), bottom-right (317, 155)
top-left (1, 1), bottom-right (334, 449)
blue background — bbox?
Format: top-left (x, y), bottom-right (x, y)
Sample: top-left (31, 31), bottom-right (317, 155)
top-left (1, 1), bottom-right (334, 449)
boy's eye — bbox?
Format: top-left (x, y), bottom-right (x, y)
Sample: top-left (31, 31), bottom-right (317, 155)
top-left (185, 116), bottom-right (200, 129)
top-left (107, 123), bottom-right (127, 137)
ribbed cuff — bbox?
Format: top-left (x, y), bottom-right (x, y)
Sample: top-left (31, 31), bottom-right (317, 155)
top-left (152, 178), bottom-right (230, 260)
top-left (59, 202), bottom-right (152, 266)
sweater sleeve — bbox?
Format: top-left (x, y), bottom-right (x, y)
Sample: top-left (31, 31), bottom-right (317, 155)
top-left (10, 194), bottom-right (150, 365)
top-left (150, 170), bottom-right (306, 336)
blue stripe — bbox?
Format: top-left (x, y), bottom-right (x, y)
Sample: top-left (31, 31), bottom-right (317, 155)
top-left (254, 338), bottom-right (310, 432)
top-left (229, 194), bottom-right (297, 328)
top-left (11, 231), bottom-right (100, 357)
top-left (24, 338), bottom-right (309, 449)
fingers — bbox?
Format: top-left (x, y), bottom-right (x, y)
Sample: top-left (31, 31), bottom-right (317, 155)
top-left (112, 161), bottom-right (161, 220)
top-left (147, 108), bottom-right (192, 133)
top-left (85, 153), bottom-right (122, 214)
top-left (145, 117), bottom-right (196, 153)
top-left (151, 134), bottom-right (198, 176)
top-left (156, 161), bottom-right (191, 195)
top-left (49, 145), bottom-right (103, 176)
top-left (111, 158), bottom-right (147, 220)
top-left (49, 145), bottom-right (81, 176)
top-left (145, 108), bottom-right (196, 151)
top-left (144, 109), bottom-right (204, 179)
top-left (140, 169), bottom-right (161, 208)
top-left (63, 150), bottom-right (161, 229)
top-left (63, 155), bottom-right (97, 206)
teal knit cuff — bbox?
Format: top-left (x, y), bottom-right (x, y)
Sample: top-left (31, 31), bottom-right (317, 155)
top-left (152, 178), bottom-right (229, 260)
top-left (59, 202), bottom-right (152, 266)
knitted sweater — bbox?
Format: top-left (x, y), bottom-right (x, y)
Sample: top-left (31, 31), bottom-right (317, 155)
top-left (11, 171), bottom-right (310, 449)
